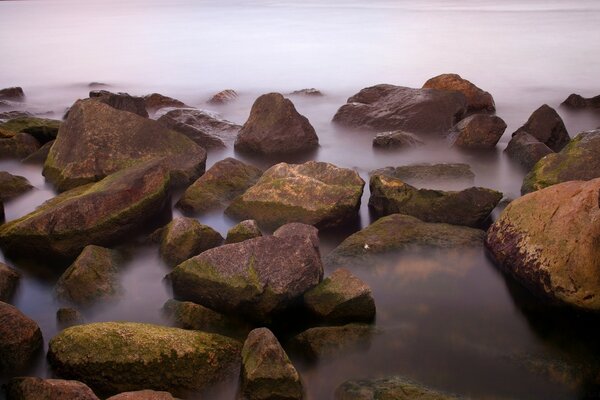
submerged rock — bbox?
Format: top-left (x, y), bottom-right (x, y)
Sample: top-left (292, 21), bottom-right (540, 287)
top-left (289, 324), bottom-right (375, 360)
top-left (89, 90), bottom-right (148, 117)
top-left (561, 93), bottom-right (600, 109)
top-left (290, 88), bottom-right (323, 96)
top-left (0, 262), bottom-right (20, 302)
top-left (56, 307), bottom-right (84, 327)
top-left (159, 217), bottom-right (223, 266)
top-left (0, 132), bottom-right (40, 159)
top-left (332, 84), bottom-right (467, 135)
top-left (372, 130), bottom-right (425, 149)
top-left (241, 328), bottom-right (303, 400)
top-left (4, 377), bottom-right (100, 400)
top-left (0, 301), bottom-right (43, 372)
top-left (177, 157), bottom-right (262, 214)
top-left (486, 178), bottom-right (600, 310)
top-left (423, 73), bottom-right (495, 112)
top-left (225, 219), bottom-right (262, 244)
top-left (47, 322), bottom-right (242, 395)
top-left (0, 171), bottom-right (33, 201)
top-left (522, 129), bottom-right (600, 194)
top-left (226, 161), bottom-right (364, 230)
top-left (325, 214), bottom-right (484, 267)
top-left (0, 161), bottom-right (170, 259)
top-left (106, 390), bottom-right (178, 400)
top-left (44, 99), bottom-right (205, 191)
top-left (0, 117), bottom-right (61, 143)
top-left (512, 104), bottom-right (570, 152)
top-left (0, 87), bottom-right (25, 101)
top-left (369, 174), bottom-right (502, 228)
top-left (235, 93), bottom-right (319, 154)
top-left (370, 163), bottom-right (475, 188)
top-left (143, 93), bottom-right (186, 113)
top-left (208, 89), bottom-right (238, 104)
top-left (335, 376), bottom-right (460, 400)
top-left (505, 132), bottom-right (553, 170)
top-left (448, 114), bottom-right (506, 149)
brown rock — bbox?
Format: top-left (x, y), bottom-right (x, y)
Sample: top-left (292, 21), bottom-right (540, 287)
top-left (0, 171), bottom-right (33, 201)
top-left (0, 301), bottom-right (43, 372)
top-left (505, 132), bottom-right (553, 170)
top-left (0, 262), bottom-right (20, 302)
top-left (448, 114), bottom-right (506, 149)
top-left (371, 163), bottom-right (475, 188)
top-left (423, 73), bottom-right (495, 112)
top-left (89, 90), bottom-right (148, 117)
top-left (106, 390), bottom-right (178, 400)
top-left (290, 88), bottom-right (323, 96)
top-left (561, 93), bottom-right (600, 109)
top-left (159, 217), bottom-right (223, 266)
top-left (208, 89), bottom-right (238, 104)
top-left (143, 93), bottom-right (186, 113)
top-left (225, 220), bottom-right (262, 244)
top-left (289, 324), bottom-right (375, 360)
top-left (372, 130), bottom-right (424, 149)
top-left (0, 87), bottom-right (25, 101)
top-left (512, 104), bottom-right (570, 152)
top-left (22, 140), bottom-right (54, 164)
top-left (0, 132), bottom-right (40, 159)
top-left (56, 307), bottom-right (84, 327)
top-left (5, 377), bottom-right (99, 400)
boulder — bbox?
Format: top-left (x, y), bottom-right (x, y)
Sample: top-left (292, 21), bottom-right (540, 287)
top-left (0, 171), bottom-right (33, 201)
top-left (0, 132), bottom-right (40, 159)
top-left (169, 223), bottom-right (323, 322)
top-left (522, 129), bottom-right (600, 194)
top-left (505, 132), bottom-right (553, 170)
top-left (4, 377), bottom-right (100, 400)
top-left (56, 307), bottom-right (84, 327)
top-left (512, 104), bottom-right (570, 152)
top-left (0, 110), bottom-right (32, 122)
top-left (226, 161), bottom-right (364, 230)
top-left (107, 390), bottom-right (178, 400)
top-left (241, 328), bottom-right (303, 400)
top-left (143, 93), bottom-right (186, 113)
top-left (22, 140), bottom-right (54, 164)
top-left (289, 324), bottom-right (374, 360)
top-left (177, 157), bottom-right (262, 214)
top-left (159, 217), bottom-right (223, 266)
top-left (335, 376), bottom-right (460, 400)
top-left (289, 88), bottom-right (323, 97)
top-left (369, 174), bottom-right (502, 228)
top-left (423, 73), bottom-right (495, 112)
top-left (208, 89), bottom-right (238, 104)
top-left (0, 161), bottom-right (171, 259)
top-left (486, 178), bottom-right (600, 310)
top-left (47, 322), bottom-right (242, 395)
top-left (55, 245), bottom-right (121, 305)
top-left (324, 214), bottom-right (484, 268)
top-left (561, 93), bottom-right (600, 109)
top-left (0, 87), bottom-right (25, 101)
top-left (0, 262), bottom-right (20, 302)
top-left (89, 90), bottom-right (148, 117)
top-left (304, 268), bottom-right (375, 324)
top-left (0, 117), bottom-right (61, 144)
top-left (370, 163), bottom-right (474, 188)
top-left (332, 84), bottom-right (467, 135)
top-left (272, 222), bottom-right (320, 249)
top-left (0, 301), bottom-right (43, 372)
top-left (235, 93), bottom-right (319, 154)
top-left (225, 219), bottom-right (262, 244)
top-left (44, 99), bottom-right (206, 191)
top-left (448, 114), bottom-right (506, 149)
top-left (372, 130), bottom-right (424, 149)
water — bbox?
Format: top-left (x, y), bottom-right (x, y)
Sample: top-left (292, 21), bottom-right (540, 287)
top-left (2, 0), bottom-right (600, 399)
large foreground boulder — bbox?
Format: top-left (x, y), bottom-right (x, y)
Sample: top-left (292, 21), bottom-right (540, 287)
top-left (325, 214), bottom-right (484, 267)
top-left (159, 217), bottom-right (223, 266)
top-left (522, 129), bottom-right (600, 194)
top-left (512, 104), bottom-right (570, 152)
top-left (47, 322), bottom-right (242, 395)
top-left (332, 84), bottom-right (467, 135)
top-left (169, 223), bottom-right (323, 322)
top-left (235, 93), bottom-right (319, 154)
top-left (369, 174), bottom-right (502, 227)
top-left (448, 114), bottom-right (506, 149)
top-left (505, 132), bottom-right (553, 170)
top-left (0, 262), bottom-right (20, 302)
top-left (4, 377), bottom-right (99, 400)
top-left (335, 376), bottom-right (460, 400)
top-left (0, 301), bottom-right (43, 372)
top-left (89, 90), bottom-right (148, 117)
top-left (423, 73), bottom-right (495, 112)
top-left (0, 161), bottom-right (170, 259)
top-left (43, 99), bottom-right (206, 191)
top-left (0, 171), bottom-right (33, 201)
top-left (371, 163), bottom-right (474, 188)
top-left (226, 161), bottom-right (364, 230)
top-left (486, 178), bottom-right (600, 310)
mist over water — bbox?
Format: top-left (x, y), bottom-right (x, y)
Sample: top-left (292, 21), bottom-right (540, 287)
top-left (1, 0), bottom-right (600, 399)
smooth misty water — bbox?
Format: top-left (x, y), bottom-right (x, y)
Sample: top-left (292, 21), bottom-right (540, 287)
top-left (1, 0), bottom-right (600, 399)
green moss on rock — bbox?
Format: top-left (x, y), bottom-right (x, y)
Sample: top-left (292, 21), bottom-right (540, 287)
top-left (159, 217), bottom-right (223, 266)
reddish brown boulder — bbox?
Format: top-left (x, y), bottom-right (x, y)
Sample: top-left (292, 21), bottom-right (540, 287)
top-left (448, 114), bottom-right (506, 149)
top-left (5, 377), bottom-right (99, 400)
top-left (423, 73), bottom-right (495, 112)
top-left (0, 301), bottom-right (43, 372)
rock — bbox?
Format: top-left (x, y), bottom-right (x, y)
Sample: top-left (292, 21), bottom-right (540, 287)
top-left (208, 89), bottom-right (238, 104)
top-left (422, 73), bottom-right (495, 112)
top-left (289, 324), bottom-right (374, 360)
top-left (89, 90), bottom-right (148, 117)
top-left (163, 299), bottom-right (250, 339)
top-left (335, 376), bottom-right (460, 400)
top-left (88, 82), bottom-right (109, 89)
top-left (235, 93), bottom-right (319, 154)
top-left (56, 307), bottom-right (84, 326)
top-left (106, 390), bottom-right (178, 400)
top-left (0, 132), bottom-right (41, 159)
top-left (159, 217), bottom-right (223, 266)
top-left (4, 377), bottom-right (100, 400)
top-left (368, 174), bottom-right (502, 228)
top-left (43, 99), bottom-right (206, 191)
top-left (1, 200), bottom-right (4, 222)
top-left (156, 108), bottom-right (241, 149)
top-left (370, 163), bottom-right (475, 188)
top-left (512, 104), bottom-right (570, 152)
top-left (289, 88), bottom-right (323, 96)
top-left (55, 245), bottom-right (121, 305)
top-left (226, 161), bottom-right (364, 230)
top-left (325, 214), bottom-right (484, 268)
top-left (522, 129), bottom-right (600, 194)
top-left (0, 117), bottom-right (61, 143)
top-left (241, 328), bottom-right (303, 400)
top-left (225, 220), bottom-right (262, 244)
top-left (304, 268), bottom-right (375, 324)
top-left (0, 87), bottom-right (25, 101)
top-left (372, 130), bottom-right (425, 149)
top-left (22, 140), bottom-right (54, 164)
top-left (143, 93), bottom-right (186, 113)
top-left (170, 223), bottom-right (323, 322)
top-left (0, 262), bottom-right (20, 302)
top-left (0, 161), bottom-right (171, 259)
top-left (273, 222), bottom-right (320, 249)
top-left (47, 322), bottom-right (242, 395)
top-left (561, 93), bottom-right (600, 109)
top-left (177, 157), bottom-right (262, 214)
top-left (332, 84), bottom-right (467, 135)
top-left (0, 301), bottom-right (43, 372)
top-left (0, 110), bottom-right (32, 122)
top-left (0, 171), bottom-right (33, 201)
top-left (486, 178), bottom-right (600, 310)
top-left (448, 114), bottom-right (506, 149)
top-left (505, 132), bottom-right (553, 170)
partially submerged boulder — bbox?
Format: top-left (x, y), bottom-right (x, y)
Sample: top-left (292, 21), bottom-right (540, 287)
top-left (0, 171), bottom-right (33, 201)
top-left (512, 104), bottom-right (570, 152)
top-left (448, 114), bottom-right (506, 149)
top-left (372, 130), bottom-right (424, 149)
top-left (505, 132), bottom-right (553, 170)
top-left (335, 376), bottom-right (460, 400)
top-left (208, 89), bottom-right (238, 104)
top-left (106, 390), bottom-right (178, 400)
top-left (225, 219), bottom-right (262, 244)
top-left (0, 161), bottom-right (170, 259)
top-left (47, 322), bottom-right (242, 395)
top-left (143, 93), bottom-right (186, 113)
top-left (56, 307), bottom-right (84, 327)
top-left (0, 117), bottom-right (61, 143)
top-left (226, 161), bottom-right (364, 230)
top-left (369, 174), bottom-right (502, 228)
top-left (177, 157), bottom-right (262, 214)
top-left (289, 88), bottom-right (323, 97)
top-left (89, 90), bottom-right (148, 117)
top-left (0, 262), bottom-right (20, 302)
top-left (561, 93), bottom-right (600, 109)
top-left (289, 324), bottom-right (375, 360)
top-left (159, 217), bottom-right (223, 266)
top-left (0, 301), bottom-right (43, 372)
top-left (44, 99), bottom-right (206, 191)
top-left (4, 377), bottom-right (100, 400)
top-left (370, 163), bottom-right (474, 188)
top-left (0, 132), bottom-right (40, 159)
top-left (423, 73), bottom-right (495, 112)
top-left (241, 328), bottom-right (303, 400)
top-left (235, 93), bottom-right (319, 154)
top-left (22, 140), bottom-right (54, 164)
top-left (332, 84), bottom-right (467, 135)
top-left (0, 87), bottom-right (25, 101)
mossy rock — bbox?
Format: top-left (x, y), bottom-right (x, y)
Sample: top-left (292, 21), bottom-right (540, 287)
top-left (225, 219), bottom-right (262, 244)
top-left (0, 301), bottom-right (43, 373)
top-left (4, 377), bottom-right (99, 400)
top-left (159, 217), bottom-right (223, 266)
top-left (0, 116), bottom-right (61, 143)
top-left (47, 322), bottom-right (242, 396)
top-left (335, 376), bottom-right (461, 400)
top-left (0, 171), bottom-right (33, 201)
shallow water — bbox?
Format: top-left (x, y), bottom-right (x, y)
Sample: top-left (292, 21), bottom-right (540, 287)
top-left (2, 0), bottom-right (600, 399)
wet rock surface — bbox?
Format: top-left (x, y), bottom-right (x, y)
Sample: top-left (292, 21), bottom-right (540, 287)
top-left (0, 301), bottom-right (43, 373)
top-left (0, 87), bottom-right (25, 101)
top-left (159, 217), bottom-right (224, 266)
top-left (423, 73), bottom-right (495, 112)
top-left (143, 93), bottom-right (187, 113)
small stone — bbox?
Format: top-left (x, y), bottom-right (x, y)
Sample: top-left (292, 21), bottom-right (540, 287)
top-left (22, 140), bottom-right (54, 164)
top-left (289, 88), bottom-right (323, 96)
top-left (159, 217), bottom-right (223, 266)
top-left (225, 220), bottom-right (262, 244)
top-left (371, 163), bottom-right (474, 188)
top-left (561, 93), bottom-right (600, 109)
top-left (0, 132), bottom-right (41, 159)
top-left (143, 93), bottom-right (186, 113)
top-left (0, 117), bottom-right (61, 144)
